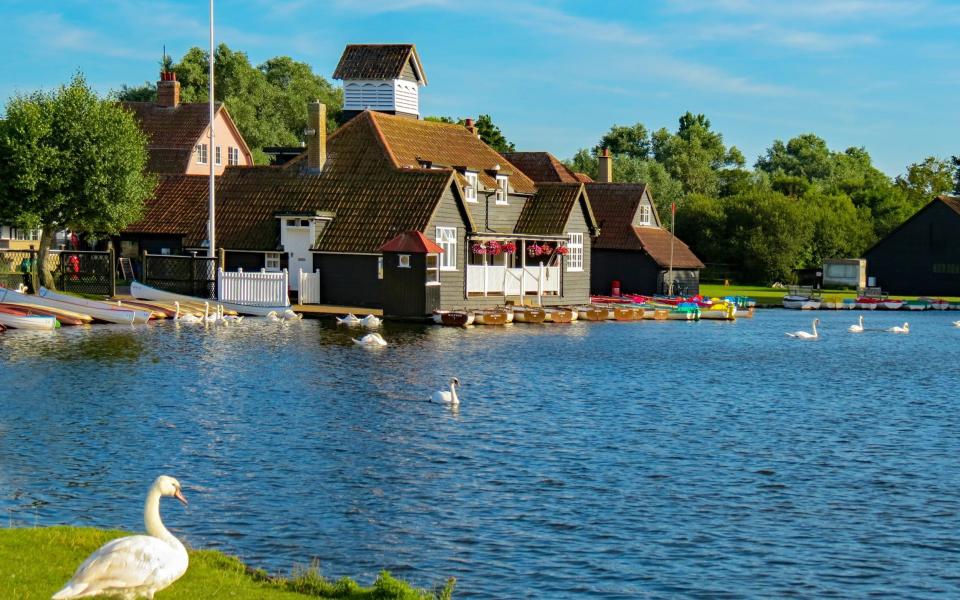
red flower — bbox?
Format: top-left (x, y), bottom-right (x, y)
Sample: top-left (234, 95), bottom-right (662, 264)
top-left (540, 244), bottom-right (553, 254)
top-left (502, 242), bottom-right (517, 254)
top-left (556, 246), bottom-right (569, 255)
top-left (485, 240), bottom-right (502, 255)
top-left (472, 243), bottom-right (487, 255)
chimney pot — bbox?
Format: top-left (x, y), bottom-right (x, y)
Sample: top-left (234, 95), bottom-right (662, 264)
top-left (598, 147), bottom-right (613, 183)
top-left (306, 100), bottom-right (327, 173)
top-left (156, 71), bottom-right (180, 108)
top-left (465, 118), bottom-right (477, 136)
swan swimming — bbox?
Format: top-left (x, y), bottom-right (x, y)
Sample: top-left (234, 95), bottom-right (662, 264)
top-left (52, 476), bottom-right (189, 600)
top-left (786, 318), bottom-right (819, 339)
top-left (336, 313), bottom-right (362, 326)
top-left (360, 314), bottom-right (382, 328)
top-left (431, 377), bottom-right (460, 405)
top-left (218, 305), bottom-right (243, 323)
top-left (282, 309), bottom-right (302, 321)
top-left (352, 333), bottom-right (387, 346)
top-left (887, 322), bottom-right (909, 334)
top-left (173, 302), bottom-right (201, 324)
top-left (848, 315), bottom-right (864, 333)
top-left (952, 320), bottom-right (960, 327)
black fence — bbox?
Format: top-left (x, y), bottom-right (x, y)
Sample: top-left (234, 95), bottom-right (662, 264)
top-left (0, 249), bottom-right (115, 296)
top-left (142, 253), bottom-right (217, 298)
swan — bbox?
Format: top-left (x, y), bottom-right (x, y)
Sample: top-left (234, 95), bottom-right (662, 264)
top-left (173, 302), bottom-right (201, 324)
top-left (352, 333), bottom-right (387, 346)
top-left (202, 302), bottom-right (220, 324)
top-left (786, 318), bottom-right (819, 339)
top-left (360, 314), bottom-right (381, 328)
top-left (336, 313), bottom-right (362, 326)
top-left (218, 305), bottom-right (243, 323)
top-left (266, 311), bottom-right (283, 322)
top-left (952, 320), bottom-right (960, 327)
top-left (282, 309), bottom-right (302, 321)
top-left (887, 322), bottom-right (909, 334)
top-left (848, 315), bottom-right (864, 333)
top-left (431, 378), bottom-right (460, 405)
top-left (52, 475), bottom-right (189, 600)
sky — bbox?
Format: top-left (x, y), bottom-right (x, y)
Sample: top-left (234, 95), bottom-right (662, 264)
top-left (1, 0), bottom-right (958, 176)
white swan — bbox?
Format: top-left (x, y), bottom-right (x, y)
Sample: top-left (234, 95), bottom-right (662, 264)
top-left (174, 302), bottom-right (201, 324)
top-left (848, 314), bottom-right (864, 333)
top-left (266, 311), bottom-right (282, 322)
top-left (786, 318), bottom-right (819, 339)
top-left (336, 313), bottom-right (362, 326)
top-left (218, 305), bottom-right (243, 323)
top-left (360, 314), bottom-right (381, 328)
top-left (202, 302), bottom-right (219, 324)
top-left (52, 476), bottom-right (189, 600)
top-left (952, 320), bottom-right (960, 327)
top-left (282, 309), bottom-right (302, 321)
top-left (887, 322), bottom-right (909, 334)
top-left (352, 333), bottom-right (387, 346)
top-left (431, 377), bottom-right (460, 405)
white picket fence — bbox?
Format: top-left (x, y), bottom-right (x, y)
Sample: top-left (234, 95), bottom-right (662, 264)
top-left (217, 268), bottom-right (290, 307)
top-left (299, 269), bottom-right (322, 304)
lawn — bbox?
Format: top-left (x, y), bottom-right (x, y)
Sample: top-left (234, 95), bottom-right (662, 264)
top-left (0, 527), bottom-right (455, 600)
top-left (699, 283), bottom-right (960, 307)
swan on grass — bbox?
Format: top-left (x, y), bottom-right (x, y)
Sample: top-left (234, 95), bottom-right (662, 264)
top-left (431, 377), bottom-right (460, 405)
top-left (352, 333), bottom-right (387, 346)
top-left (52, 476), bottom-right (189, 600)
top-left (887, 322), bottom-right (910, 334)
top-left (173, 302), bottom-right (201, 324)
top-left (336, 313), bottom-right (362, 326)
top-left (786, 318), bottom-right (819, 339)
top-left (848, 315), bottom-right (864, 333)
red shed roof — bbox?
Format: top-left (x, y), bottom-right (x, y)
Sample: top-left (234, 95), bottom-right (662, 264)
top-left (380, 230), bottom-right (444, 253)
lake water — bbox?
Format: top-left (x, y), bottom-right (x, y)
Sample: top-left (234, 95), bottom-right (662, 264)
top-left (2, 310), bottom-right (959, 598)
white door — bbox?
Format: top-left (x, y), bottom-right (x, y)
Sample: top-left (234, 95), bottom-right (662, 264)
top-left (281, 220), bottom-right (313, 291)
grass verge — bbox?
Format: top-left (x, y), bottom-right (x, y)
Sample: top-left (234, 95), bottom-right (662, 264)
top-left (699, 283), bottom-right (960, 307)
top-left (0, 527), bottom-right (455, 600)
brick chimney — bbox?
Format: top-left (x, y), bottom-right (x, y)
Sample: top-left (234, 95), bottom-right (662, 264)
top-left (464, 117), bottom-right (477, 137)
top-left (306, 100), bottom-right (327, 172)
top-left (598, 147), bottom-right (613, 183)
top-left (157, 71), bottom-right (180, 108)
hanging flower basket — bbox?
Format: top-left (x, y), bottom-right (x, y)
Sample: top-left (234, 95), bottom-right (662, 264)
top-left (502, 242), bottom-right (517, 254)
top-left (471, 242), bottom-right (487, 255)
top-left (485, 240), bottom-right (502, 255)
top-left (540, 243), bottom-right (553, 254)
top-left (556, 246), bottom-right (569, 255)
top-left (527, 244), bottom-right (542, 257)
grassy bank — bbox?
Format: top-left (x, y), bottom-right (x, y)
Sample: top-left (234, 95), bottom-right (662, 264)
top-left (0, 527), bottom-right (455, 599)
top-left (699, 284), bottom-right (960, 307)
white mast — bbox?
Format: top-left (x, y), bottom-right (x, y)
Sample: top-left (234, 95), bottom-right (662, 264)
top-left (668, 202), bottom-right (676, 296)
top-left (206, 0), bottom-right (216, 258)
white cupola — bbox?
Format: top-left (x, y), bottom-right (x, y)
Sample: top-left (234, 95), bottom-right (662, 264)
top-left (333, 44), bottom-right (427, 121)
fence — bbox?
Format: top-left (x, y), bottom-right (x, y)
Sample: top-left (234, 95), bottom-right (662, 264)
top-left (299, 269), bottom-right (322, 304)
top-left (0, 249), bottom-right (115, 296)
top-left (218, 268), bottom-right (289, 307)
top-left (143, 253), bottom-right (217, 298)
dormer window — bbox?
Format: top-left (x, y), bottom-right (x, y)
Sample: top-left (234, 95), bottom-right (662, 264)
top-left (464, 171), bottom-right (478, 203)
top-left (195, 143), bottom-right (208, 165)
top-left (638, 204), bottom-right (652, 226)
top-left (495, 175), bottom-right (509, 205)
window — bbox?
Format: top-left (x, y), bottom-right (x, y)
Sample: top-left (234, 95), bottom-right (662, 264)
top-left (285, 219), bottom-right (310, 228)
top-left (12, 228), bottom-right (41, 241)
top-left (215, 146), bottom-right (222, 166)
top-left (228, 147), bottom-right (240, 166)
top-left (495, 176), bottom-right (509, 205)
top-left (196, 143), bottom-right (208, 164)
top-left (436, 226), bottom-right (457, 270)
top-left (265, 252), bottom-right (281, 272)
top-left (426, 254), bottom-right (441, 285)
top-left (637, 204), bottom-right (652, 226)
top-left (464, 172), bottom-right (478, 202)
top-left (398, 254), bottom-right (411, 268)
top-left (567, 233), bottom-right (583, 272)
top-left (378, 257), bottom-right (384, 280)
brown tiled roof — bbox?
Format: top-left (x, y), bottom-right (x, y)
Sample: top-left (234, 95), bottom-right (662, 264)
top-left (380, 231), bottom-right (444, 253)
top-left (938, 195), bottom-right (960, 215)
top-left (368, 112), bottom-right (536, 194)
top-left (332, 44), bottom-right (426, 84)
top-left (515, 183), bottom-right (597, 236)
top-left (587, 183), bottom-right (649, 250)
top-left (574, 172), bottom-right (594, 183)
top-left (633, 227), bottom-right (704, 269)
top-left (124, 175), bottom-right (210, 243)
top-left (500, 151), bottom-right (583, 184)
top-left (121, 102), bottom-right (223, 173)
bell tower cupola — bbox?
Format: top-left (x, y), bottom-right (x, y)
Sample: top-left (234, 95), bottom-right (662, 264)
top-left (333, 44), bottom-right (427, 123)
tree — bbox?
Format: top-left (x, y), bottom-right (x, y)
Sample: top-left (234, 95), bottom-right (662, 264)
top-left (0, 74), bottom-right (155, 290)
top-left (674, 193), bottom-right (728, 266)
top-left (896, 156), bottom-right (955, 207)
top-left (424, 113), bottom-right (515, 153)
top-left (599, 123), bottom-right (650, 159)
top-left (756, 134), bottom-right (834, 181)
top-left (722, 190), bottom-right (812, 283)
top-left (651, 112), bottom-right (743, 196)
top-left (563, 150), bottom-right (684, 209)
top-left (952, 155), bottom-right (960, 195)
top-left (805, 192), bottom-right (874, 265)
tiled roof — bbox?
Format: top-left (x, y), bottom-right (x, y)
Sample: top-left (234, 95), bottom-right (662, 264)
top-left (124, 175), bottom-right (210, 244)
top-left (368, 112), bottom-right (536, 194)
top-left (332, 44), bottom-right (426, 84)
top-left (938, 195), bottom-right (960, 215)
top-left (515, 183), bottom-right (596, 236)
top-left (500, 151), bottom-right (583, 184)
top-left (380, 231), bottom-right (444, 253)
top-left (121, 102), bottom-right (223, 173)
top-left (586, 183), bottom-right (649, 250)
top-left (633, 227), bottom-right (704, 269)
top-left (574, 172), bottom-right (594, 183)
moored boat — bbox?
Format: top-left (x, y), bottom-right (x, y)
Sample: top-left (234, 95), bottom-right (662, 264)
top-left (822, 296), bottom-right (842, 310)
top-left (841, 298), bottom-right (857, 310)
top-left (904, 299), bottom-right (929, 311)
top-left (855, 297), bottom-right (880, 310)
top-left (131, 281), bottom-right (288, 317)
top-left (0, 287), bottom-right (149, 324)
top-left (577, 306), bottom-right (610, 321)
top-left (925, 298), bottom-right (949, 310)
top-left (0, 309), bottom-right (60, 330)
top-left (433, 310), bottom-right (475, 327)
top-left (544, 308), bottom-right (575, 323)
top-left (513, 307), bottom-right (547, 323)
top-left (0, 302), bottom-right (93, 325)
top-left (666, 309), bottom-right (698, 321)
top-left (880, 299), bottom-right (904, 310)
top-left (473, 309), bottom-right (509, 325)
top-left (783, 295), bottom-right (821, 310)
top-left (698, 302), bottom-right (737, 320)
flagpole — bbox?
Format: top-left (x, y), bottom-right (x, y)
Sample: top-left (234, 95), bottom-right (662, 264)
top-left (207, 0), bottom-right (216, 259)
top-left (668, 201), bottom-right (676, 296)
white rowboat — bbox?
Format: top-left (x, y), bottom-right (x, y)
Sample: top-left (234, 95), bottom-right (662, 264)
top-left (131, 281), bottom-right (289, 317)
top-left (0, 312), bottom-right (59, 330)
top-left (0, 287), bottom-right (148, 325)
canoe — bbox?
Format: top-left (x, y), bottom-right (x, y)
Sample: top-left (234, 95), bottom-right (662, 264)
top-left (0, 287), bottom-right (148, 325)
top-left (432, 310), bottom-right (475, 327)
top-left (474, 310), bottom-right (509, 325)
top-left (0, 311), bottom-right (59, 330)
top-left (544, 308), bottom-right (575, 323)
top-left (513, 308), bottom-right (546, 323)
top-left (880, 300), bottom-right (904, 310)
top-left (577, 306), bottom-right (610, 321)
top-left (783, 295), bottom-right (820, 310)
top-left (131, 281), bottom-right (288, 317)
top-left (0, 303), bottom-right (89, 326)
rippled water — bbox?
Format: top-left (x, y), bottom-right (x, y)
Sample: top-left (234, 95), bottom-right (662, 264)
top-left (2, 311), bottom-right (960, 598)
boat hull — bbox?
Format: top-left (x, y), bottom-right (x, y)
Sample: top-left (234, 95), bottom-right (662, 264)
top-left (544, 309), bottom-right (575, 323)
top-left (0, 312), bottom-right (59, 330)
top-left (474, 310), bottom-right (509, 325)
top-left (131, 281), bottom-right (288, 317)
top-left (433, 310), bottom-right (475, 327)
top-left (0, 287), bottom-right (147, 324)
top-left (513, 308), bottom-right (547, 323)
top-left (577, 307), bottom-right (610, 321)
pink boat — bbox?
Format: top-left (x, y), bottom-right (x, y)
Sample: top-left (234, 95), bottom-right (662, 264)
top-left (855, 297), bottom-right (880, 310)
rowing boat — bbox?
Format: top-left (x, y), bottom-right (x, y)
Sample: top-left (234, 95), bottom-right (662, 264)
top-left (0, 303), bottom-right (89, 325)
top-left (0, 310), bottom-right (59, 330)
top-left (131, 281), bottom-right (288, 317)
top-left (0, 287), bottom-right (148, 324)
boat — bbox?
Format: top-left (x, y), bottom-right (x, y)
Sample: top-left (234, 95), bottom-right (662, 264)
top-left (577, 306), bottom-right (609, 321)
top-left (432, 310), bottom-right (475, 327)
top-left (782, 295), bottom-right (821, 310)
top-left (0, 287), bottom-right (149, 325)
top-left (513, 307), bottom-right (546, 323)
top-left (880, 299), bottom-right (904, 310)
top-left (131, 281), bottom-right (288, 317)
top-left (925, 298), bottom-right (949, 310)
top-left (855, 297), bottom-right (880, 310)
top-left (821, 296), bottom-right (842, 310)
top-left (666, 309), bottom-right (699, 321)
top-left (841, 298), bottom-right (857, 310)
top-left (904, 299), bottom-right (929, 311)
top-left (698, 302), bottom-right (737, 320)
top-left (543, 308), bottom-right (575, 323)
top-left (613, 306), bottom-right (639, 321)
top-left (0, 323), bottom-right (6, 332)
top-left (473, 309), bottom-right (509, 325)
top-left (0, 302), bottom-right (93, 325)
top-left (0, 308), bottom-right (59, 330)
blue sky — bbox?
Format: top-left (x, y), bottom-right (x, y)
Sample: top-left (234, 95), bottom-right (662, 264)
top-left (1, 0), bottom-right (958, 176)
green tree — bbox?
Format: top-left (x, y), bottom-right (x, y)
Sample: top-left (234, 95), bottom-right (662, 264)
top-left (599, 123), bottom-right (650, 159)
top-left (564, 150), bottom-right (684, 209)
top-left (895, 156), bottom-right (956, 207)
top-left (722, 190), bottom-right (812, 283)
top-left (755, 133), bottom-right (834, 181)
top-left (674, 193), bottom-right (728, 266)
top-left (805, 192), bottom-right (874, 266)
top-left (0, 74), bottom-right (155, 290)
top-left (651, 112), bottom-right (743, 196)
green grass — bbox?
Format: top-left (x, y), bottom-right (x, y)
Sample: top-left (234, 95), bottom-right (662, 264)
top-left (700, 284), bottom-right (960, 306)
top-left (0, 527), bottom-right (455, 600)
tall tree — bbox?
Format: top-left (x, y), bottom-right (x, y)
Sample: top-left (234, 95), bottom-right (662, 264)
top-left (755, 133), bottom-right (834, 181)
top-left (564, 150), bottom-right (684, 209)
top-left (0, 74), bottom-right (155, 290)
top-left (598, 123), bottom-right (650, 159)
top-left (651, 112), bottom-right (743, 196)
top-left (895, 156), bottom-right (956, 207)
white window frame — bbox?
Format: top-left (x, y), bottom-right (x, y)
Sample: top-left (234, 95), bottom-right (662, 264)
top-left (228, 146), bottom-right (240, 166)
top-left (495, 175), bottom-right (509, 205)
top-left (215, 146), bottom-right (222, 166)
top-left (378, 256), bottom-right (384, 280)
top-left (435, 226), bottom-right (457, 271)
top-left (398, 254), bottom-right (411, 269)
top-left (567, 233), bottom-right (583, 272)
top-left (196, 143), bottom-right (208, 165)
top-left (638, 204), bottom-right (652, 226)
top-left (426, 254), bottom-right (441, 285)
top-left (464, 171), bottom-right (478, 203)
top-left (265, 252), bottom-right (281, 272)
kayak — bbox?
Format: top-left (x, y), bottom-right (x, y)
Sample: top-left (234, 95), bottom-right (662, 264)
top-left (0, 287), bottom-right (146, 324)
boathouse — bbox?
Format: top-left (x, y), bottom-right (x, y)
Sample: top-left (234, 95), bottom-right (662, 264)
top-left (864, 195), bottom-right (960, 296)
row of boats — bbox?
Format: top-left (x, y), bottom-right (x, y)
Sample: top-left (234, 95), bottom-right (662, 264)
top-left (783, 295), bottom-right (959, 310)
top-left (432, 295), bottom-right (754, 326)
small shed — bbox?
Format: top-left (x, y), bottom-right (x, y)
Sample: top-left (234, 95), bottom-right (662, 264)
top-left (822, 258), bottom-right (866, 289)
top-left (380, 231), bottom-right (444, 318)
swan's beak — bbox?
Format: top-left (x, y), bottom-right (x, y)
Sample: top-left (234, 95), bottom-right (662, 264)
top-left (174, 489), bottom-right (188, 506)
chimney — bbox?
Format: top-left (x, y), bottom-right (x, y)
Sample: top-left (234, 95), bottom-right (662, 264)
top-left (306, 100), bottom-right (327, 172)
top-left (464, 118), bottom-right (477, 136)
top-left (157, 71), bottom-right (180, 108)
top-left (598, 147), bottom-right (613, 183)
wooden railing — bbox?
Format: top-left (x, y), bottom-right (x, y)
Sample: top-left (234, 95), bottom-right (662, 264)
top-left (466, 265), bottom-right (560, 297)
